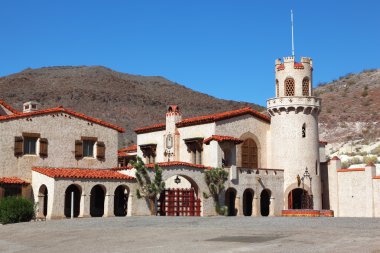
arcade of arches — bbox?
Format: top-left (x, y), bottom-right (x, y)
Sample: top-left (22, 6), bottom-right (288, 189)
top-left (224, 188), bottom-right (272, 217)
top-left (60, 183), bottom-right (130, 218)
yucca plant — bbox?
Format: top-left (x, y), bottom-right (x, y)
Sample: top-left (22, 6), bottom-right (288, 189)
top-left (203, 167), bottom-right (229, 215)
top-left (130, 157), bottom-right (165, 215)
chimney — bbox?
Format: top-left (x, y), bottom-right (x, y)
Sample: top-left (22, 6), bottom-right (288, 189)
top-left (23, 101), bottom-right (39, 113)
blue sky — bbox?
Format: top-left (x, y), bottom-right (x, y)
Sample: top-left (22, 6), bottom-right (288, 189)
top-left (1, 1), bottom-right (379, 106)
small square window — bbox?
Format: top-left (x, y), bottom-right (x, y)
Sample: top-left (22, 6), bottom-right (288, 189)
top-left (24, 137), bottom-right (37, 154)
top-left (83, 140), bottom-right (95, 157)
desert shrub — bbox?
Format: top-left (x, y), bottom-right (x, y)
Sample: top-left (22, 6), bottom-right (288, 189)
top-left (371, 146), bottom-right (380, 156)
top-left (0, 197), bottom-right (35, 224)
top-left (364, 156), bottom-right (378, 165)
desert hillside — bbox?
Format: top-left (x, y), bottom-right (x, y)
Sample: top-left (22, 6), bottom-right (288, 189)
top-left (0, 66), bottom-right (263, 147)
top-left (315, 69), bottom-right (380, 144)
top-left (0, 66), bottom-right (379, 151)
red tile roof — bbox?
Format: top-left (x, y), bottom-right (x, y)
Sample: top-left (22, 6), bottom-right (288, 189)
top-left (373, 176), bottom-right (380, 180)
top-left (0, 100), bottom-right (19, 114)
top-left (277, 64), bottom-right (285, 70)
top-left (0, 177), bottom-right (29, 185)
top-left (146, 161), bottom-right (212, 170)
top-left (135, 123), bottom-right (166, 134)
top-left (337, 168), bottom-right (365, 172)
top-left (0, 106), bottom-right (124, 133)
top-left (118, 145), bottom-right (137, 153)
top-left (32, 167), bottom-right (134, 180)
top-left (118, 145), bottom-right (138, 157)
top-left (330, 156), bottom-right (340, 161)
top-left (319, 141), bottom-right (328, 145)
top-left (111, 165), bottom-right (134, 171)
top-left (294, 62), bottom-right (304, 69)
top-left (135, 107), bottom-right (270, 134)
top-left (204, 135), bottom-right (243, 145)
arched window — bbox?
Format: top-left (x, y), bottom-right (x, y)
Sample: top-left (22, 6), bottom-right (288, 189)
top-left (242, 138), bottom-right (258, 168)
top-left (302, 123), bottom-right (306, 138)
top-left (284, 78), bottom-right (295, 96)
top-left (276, 79), bottom-right (279, 97)
top-left (302, 77), bottom-right (310, 96)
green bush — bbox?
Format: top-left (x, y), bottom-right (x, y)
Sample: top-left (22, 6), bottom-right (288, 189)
top-left (0, 197), bottom-right (35, 224)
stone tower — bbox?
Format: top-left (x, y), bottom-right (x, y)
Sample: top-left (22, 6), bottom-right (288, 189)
top-left (267, 56), bottom-right (322, 210)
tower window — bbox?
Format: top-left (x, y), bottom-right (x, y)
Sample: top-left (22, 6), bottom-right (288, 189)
top-left (284, 78), bottom-right (295, 96)
top-left (276, 79), bottom-right (279, 97)
top-left (302, 123), bottom-right (306, 138)
top-left (302, 77), bottom-right (310, 96)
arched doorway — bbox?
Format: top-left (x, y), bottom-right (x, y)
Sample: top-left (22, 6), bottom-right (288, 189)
top-left (288, 188), bottom-right (307, 209)
top-left (158, 175), bottom-right (201, 216)
top-left (260, 189), bottom-right (271, 217)
top-left (38, 185), bottom-right (48, 217)
top-left (64, 184), bottom-right (81, 218)
top-left (114, 185), bottom-right (129, 216)
top-left (243, 189), bottom-right (254, 216)
top-left (90, 185), bottom-right (106, 217)
top-left (225, 188), bottom-right (237, 216)
top-left (241, 138), bottom-right (258, 168)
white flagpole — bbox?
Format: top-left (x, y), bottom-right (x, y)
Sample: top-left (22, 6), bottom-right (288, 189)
top-left (291, 10), bottom-right (295, 57)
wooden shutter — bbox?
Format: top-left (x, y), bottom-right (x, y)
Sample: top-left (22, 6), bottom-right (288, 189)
top-left (39, 138), bottom-right (48, 158)
top-left (14, 136), bottom-right (24, 157)
top-left (96, 141), bottom-right (105, 159)
top-left (75, 140), bottom-right (83, 159)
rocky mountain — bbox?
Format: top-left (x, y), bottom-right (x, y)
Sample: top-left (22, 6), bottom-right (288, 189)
top-left (0, 66), bottom-right (379, 149)
top-left (0, 66), bottom-right (264, 147)
top-left (315, 69), bottom-right (380, 144)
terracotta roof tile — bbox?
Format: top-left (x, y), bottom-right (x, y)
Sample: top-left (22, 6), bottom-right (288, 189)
top-left (0, 177), bottom-right (29, 185)
top-left (0, 106), bottom-right (124, 133)
top-left (145, 161), bottom-right (212, 170)
top-left (331, 156), bottom-right (340, 161)
top-left (135, 123), bottom-right (166, 134)
top-left (135, 107), bottom-right (270, 134)
top-left (32, 167), bottom-right (134, 180)
top-left (294, 62), bottom-right (305, 69)
top-left (277, 64), bottom-right (285, 70)
top-left (0, 100), bottom-right (19, 114)
top-left (204, 135), bottom-right (243, 145)
top-left (111, 165), bottom-right (133, 171)
top-left (319, 141), bottom-right (328, 145)
top-left (337, 168), bottom-right (365, 172)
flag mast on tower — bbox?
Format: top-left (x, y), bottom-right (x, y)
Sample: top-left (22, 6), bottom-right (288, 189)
top-left (291, 10), bottom-right (295, 57)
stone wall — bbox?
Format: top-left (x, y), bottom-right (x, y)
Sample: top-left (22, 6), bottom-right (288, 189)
top-left (0, 113), bottom-right (119, 181)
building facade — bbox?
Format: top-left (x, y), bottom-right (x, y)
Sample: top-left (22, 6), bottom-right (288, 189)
top-left (1, 55), bottom-right (379, 219)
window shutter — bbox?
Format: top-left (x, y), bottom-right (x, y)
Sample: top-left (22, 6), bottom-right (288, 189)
top-left (96, 141), bottom-right (105, 159)
top-left (75, 140), bottom-right (83, 159)
top-left (39, 138), bottom-right (48, 158)
top-left (14, 136), bottom-right (24, 157)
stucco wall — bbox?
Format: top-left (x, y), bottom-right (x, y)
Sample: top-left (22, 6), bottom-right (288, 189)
top-left (215, 115), bottom-right (270, 168)
top-left (222, 168), bottom-right (284, 216)
top-left (0, 113), bottom-right (119, 181)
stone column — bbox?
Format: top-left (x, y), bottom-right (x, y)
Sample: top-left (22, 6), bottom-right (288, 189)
top-left (254, 196), bottom-right (261, 217)
top-left (235, 195), bottom-right (242, 216)
top-left (82, 193), bottom-right (90, 218)
top-left (269, 197), bottom-right (275, 216)
top-left (127, 192), bottom-right (133, 216)
top-left (105, 193), bottom-right (115, 217)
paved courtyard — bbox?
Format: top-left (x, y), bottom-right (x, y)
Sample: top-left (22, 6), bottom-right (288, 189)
top-left (1, 217), bottom-right (380, 253)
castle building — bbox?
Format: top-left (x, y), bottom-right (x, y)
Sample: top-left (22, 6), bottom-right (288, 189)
top-left (1, 55), bottom-right (380, 219)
